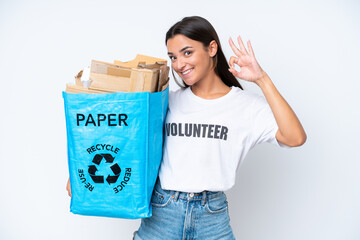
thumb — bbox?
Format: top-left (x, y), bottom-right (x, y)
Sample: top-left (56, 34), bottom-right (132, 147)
top-left (228, 67), bottom-right (242, 79)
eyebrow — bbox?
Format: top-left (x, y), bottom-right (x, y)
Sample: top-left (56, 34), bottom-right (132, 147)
top-left (167, 46), bottom-right (193, 55)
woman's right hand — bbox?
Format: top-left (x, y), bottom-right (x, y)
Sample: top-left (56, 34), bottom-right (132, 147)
top-left (66, 178), bottom-right (72, 197)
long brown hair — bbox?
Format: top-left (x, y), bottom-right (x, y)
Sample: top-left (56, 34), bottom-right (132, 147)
top-left (165, 16), bottom-right (243, 90)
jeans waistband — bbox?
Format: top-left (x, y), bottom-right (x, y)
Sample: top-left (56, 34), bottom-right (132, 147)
top-left (154, 177), bottom-right (225, 205)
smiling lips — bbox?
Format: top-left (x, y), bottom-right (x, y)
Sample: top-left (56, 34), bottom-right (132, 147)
top-left (181, 68), bottom-right (193, 77)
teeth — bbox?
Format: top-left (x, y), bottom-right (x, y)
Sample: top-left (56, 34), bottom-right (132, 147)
top-left (182, 69), bottom-right (192, 75)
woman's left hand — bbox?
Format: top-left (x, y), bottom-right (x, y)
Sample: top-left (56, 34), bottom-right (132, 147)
top-left (228, 36), bottom-right (266, 83)
top-left (228, 36), bottom-right (307, 147)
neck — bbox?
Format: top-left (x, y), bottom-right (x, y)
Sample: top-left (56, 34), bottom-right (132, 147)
top-left (190, 70), bottom-right (230, 99)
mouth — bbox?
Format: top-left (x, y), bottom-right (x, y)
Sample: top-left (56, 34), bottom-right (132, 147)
top-left (181, 68), bottom-right (193, 78)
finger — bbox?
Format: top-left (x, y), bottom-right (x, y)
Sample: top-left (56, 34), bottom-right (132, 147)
top-left (229, 56), bottom-right (238, 69)
top-left (228, 66), bottom-right (242, 78)
top-left (228, 67), bottom-right (238, 77)
top-left (247, 40), bottom-right (255, 57)
top-left (228, 67), bottom-right (245, 80)
top-left (229, 37), bottom-right (243, 57)
top-left (237, 36), bottom-right (248, 55)
top-left (67, 178), bottom-right (72, 197)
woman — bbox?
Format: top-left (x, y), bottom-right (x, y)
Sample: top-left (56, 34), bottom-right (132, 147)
top-left (67, 16), bottom-right (306, 239)
top-left (132, 16), bottom-right (306, 240)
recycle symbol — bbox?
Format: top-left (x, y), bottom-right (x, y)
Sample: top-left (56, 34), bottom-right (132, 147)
top-left (88, 154), bottom-right (121, 185)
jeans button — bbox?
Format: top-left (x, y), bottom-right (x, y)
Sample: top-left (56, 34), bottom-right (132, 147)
top-left (189, 192), bottom-right (194, 197)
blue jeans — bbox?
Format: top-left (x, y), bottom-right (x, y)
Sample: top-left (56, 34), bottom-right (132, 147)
top-left (133, 177), bottom-right (236, 240)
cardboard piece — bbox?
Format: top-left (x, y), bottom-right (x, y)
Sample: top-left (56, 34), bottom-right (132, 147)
top-left (65, 84), bottom-right (111, 93)
top-left (161, 79), bottom-right (170, 91)
top-left (157, 65), bottom-right (170, 92)
top-left (114, 54), bottom-right (167, 68)
top-left (66, 54), bottom-right (169, 94)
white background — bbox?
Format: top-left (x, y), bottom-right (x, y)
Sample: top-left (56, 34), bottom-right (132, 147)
top-left (0, 0), bottom-right (359, 239)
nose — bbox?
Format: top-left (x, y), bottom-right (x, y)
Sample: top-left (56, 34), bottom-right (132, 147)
top-left (174, 57), bottom-right (185, 72)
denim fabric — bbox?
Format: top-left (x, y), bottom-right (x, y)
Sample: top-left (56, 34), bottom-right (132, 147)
top-left (133, 177), bottom-right (236, 240)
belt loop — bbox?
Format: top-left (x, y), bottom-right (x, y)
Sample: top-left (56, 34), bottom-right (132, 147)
top-left (201, 191), bottom-right (207, 206)
top-left (173, 191), bottom-right (180, 201)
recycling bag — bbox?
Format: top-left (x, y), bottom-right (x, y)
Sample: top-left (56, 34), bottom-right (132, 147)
top-left (63, 87), bottom-right (169, 219)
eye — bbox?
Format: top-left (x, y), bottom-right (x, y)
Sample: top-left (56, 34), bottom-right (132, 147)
top-left (184, 51), bottom-right (192, 56)
top-left (169, 56), bottom-right (176, 61)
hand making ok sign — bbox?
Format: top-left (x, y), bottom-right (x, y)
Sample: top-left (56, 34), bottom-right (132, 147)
top-left (228, 36), bottom-right (267, 83)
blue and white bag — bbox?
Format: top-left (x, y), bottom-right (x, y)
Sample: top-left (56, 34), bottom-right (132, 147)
top-left (63, 87), bottom-right (169, 219)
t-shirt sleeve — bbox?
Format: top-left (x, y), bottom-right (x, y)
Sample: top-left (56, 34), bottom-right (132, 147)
top-left (250, 95), bottom-right (292, 149)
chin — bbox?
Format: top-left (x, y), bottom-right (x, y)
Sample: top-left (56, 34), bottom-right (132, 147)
top-left (182, 78), bottom-right (198, 86)
top-left (183, 81), bottom-right (193, 86)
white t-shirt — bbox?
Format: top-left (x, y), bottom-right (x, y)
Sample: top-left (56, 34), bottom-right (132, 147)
top-left (158, 86), bottom-right (291, 192)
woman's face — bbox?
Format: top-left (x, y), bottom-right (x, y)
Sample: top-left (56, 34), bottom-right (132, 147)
top-left (166, 34), bottom-right (215, 86)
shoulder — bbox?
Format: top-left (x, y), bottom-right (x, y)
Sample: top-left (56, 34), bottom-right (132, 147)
top-left (230, 86), bottom-right (262, 103)
top-left (228, 87), bottom-right (271, 117)
top-left (169, 87), bottom-right (188, 101)
top-left (169, 87), bottom-right (186, 97)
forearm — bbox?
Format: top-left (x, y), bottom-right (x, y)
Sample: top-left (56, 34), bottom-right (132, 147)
top-left (255, 72), bottom-right (307, 146)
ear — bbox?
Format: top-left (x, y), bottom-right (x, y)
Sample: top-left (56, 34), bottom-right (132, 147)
top-left (208, 40), bottom-right (218, 57)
